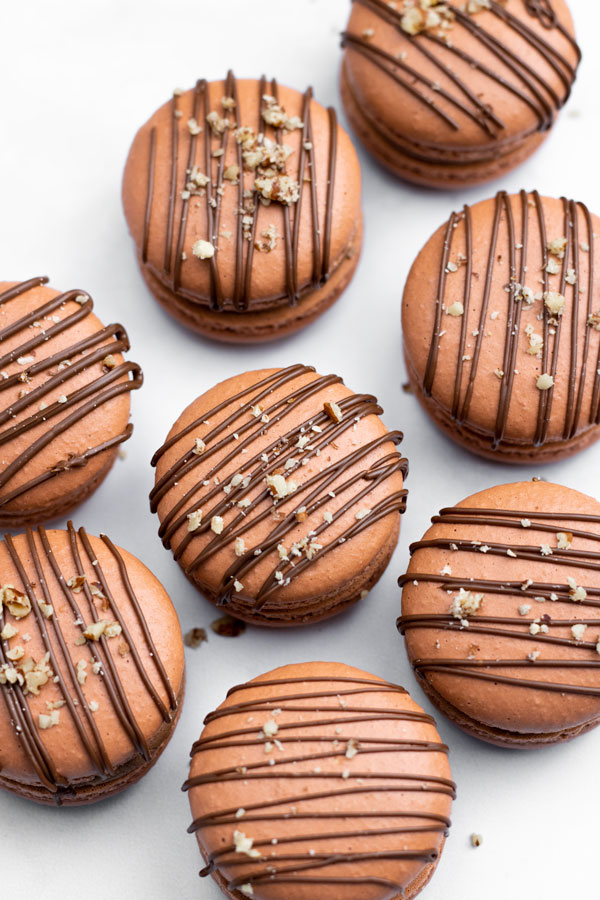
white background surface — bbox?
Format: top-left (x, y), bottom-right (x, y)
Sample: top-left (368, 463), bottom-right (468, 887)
top-left (1, 1), bottom-right (599, 897)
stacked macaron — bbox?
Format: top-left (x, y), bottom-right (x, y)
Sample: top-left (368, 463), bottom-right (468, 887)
top-left (3, 1), bottom-right (596, 899)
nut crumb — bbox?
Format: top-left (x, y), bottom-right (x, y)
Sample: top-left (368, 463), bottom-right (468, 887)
top-left (184, 627), bottom-right (207, 648)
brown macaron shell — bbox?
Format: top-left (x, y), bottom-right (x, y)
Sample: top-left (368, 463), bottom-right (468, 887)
top-left (184, 661), bottom-right (454, 900)
top-left (0, 278), bottom-right (142, 527)
top-left (122, 74), bottom-right (362, 342)
top-left (402, 191), bottom-right (600, 463)
top-left (151, 366), bottom-right (407, 626)
top-left (0, 525), bottom-right (184, 805)
top-left (398, 480), bottom-right (600, 748)
top-left (341, 0), bottom-right (579, 188)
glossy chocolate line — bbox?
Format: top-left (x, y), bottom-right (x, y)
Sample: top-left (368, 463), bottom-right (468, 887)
top-left (152, 370), bottom-right (344, 520)
top-left (398, 501), bottom-right (600, 700)
top-left (292, 88), bottom-right (315, 293)
top-left (184, 674), bottom-right (453, 890)
top-left (99, 532), bottom-right (177, 710)
top-left (0, 279), bottom-right (142, 517)
top-left (207, 72), bottom-right (233, 310)
top-left (493, 190), bottom-right (525, 446)
top-left (151, 365), bottom-right (313, 470)
top-left (19, 530), bottom-right (112, 777)
top-left (535, 195), bottom-right (569, 444)
top-left (406, 537), bottom-right (600, 569)
top-left (346, 0), bottom-right (578, 157)
top-left (151, 368), bottom-right (406, 612)
top-left (143, 72), bottom-right (341, 312)
top-left (399, 573), bottom-right (600, 606)
top-left (57, 524), bottom-right (149, 757)
top-left (422, 191), bottom-right (597, 449)
top-left (187, 744), bottom-right (448, 785)
top-left (225, 674), bottom-right (409, 696)
top-left (459, 191), bottom-right (504, 425)
top-left (77, 527), bottom-right (174, 723)
top-left (409, 662), bottom-right (600, 698)
top-left (491, 1), bottom-right (576, 92)
top-left (342, 34), bottom-right (461, 130)
top-left (436, 505), bottom-right (600, 524)
top-left (142, 127), bottom-right (156, 264)
top-left (451, 206), bottom-right (473, 419)
top-left (163, 91), bottom-right (179, 274)
top-left (0, 524), bottom-right (177, 801)
top-left (172, 80), bottom-right (204, 293)
top-left (202, 825), bottom-right (447, 878)
top-left (238, 76), bottom-right (267, 312)
top-left (39, 524), bottom-right (149, 761)
top-left (455, 6), bottom-right (559, 127)
top-left (204, 442), bottom-right (403, 598)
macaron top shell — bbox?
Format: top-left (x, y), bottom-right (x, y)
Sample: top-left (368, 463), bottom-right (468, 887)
top-left (0, 525), bottom-right (184, 799)
top-left (184, 661), bottom-right (454, 900)
top-left (151, 366), bottom-right (407, 623)
top-left (342, 0), bottom-right (579, 160)
top-left (0, 278), bottom-right (142, 523)
top-left (399, 480), bottom-right (600, 739)
top-left (402, 192), bottom-right (600, 454)
top-left (122, 74), bottom-right (361, 313)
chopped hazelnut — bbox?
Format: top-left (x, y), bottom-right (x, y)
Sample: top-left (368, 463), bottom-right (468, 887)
top-left (192, 239), bottom-right (215, 260)
top-left (536, 373), bottom-right (554, 391)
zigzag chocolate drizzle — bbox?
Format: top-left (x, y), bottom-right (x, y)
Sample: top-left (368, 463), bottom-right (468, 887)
top-left (342, 0), bottom-right (580, 165)
top-left (398, 503), bottom-right (600, 697)
top-left (183, 673), bottom-right (454, 891)
top-left (0, 523), bottom-right (178, 803)
top-left (150, 366), bottom-right (408, 613)
top-left (419, 190), bottom-right (599, 450)
top-left (142, 71), bottom-right (339, 312)
top-left (0, 277), bottom-right (142, 521)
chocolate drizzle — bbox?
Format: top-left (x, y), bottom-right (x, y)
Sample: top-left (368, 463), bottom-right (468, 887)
top-left (142, 71), bottom-right (340, 313)
top-left (342, 0), bottom-right (580, 166)
top-left (418, 191), bottom-right (599, 451)
top-left (398, 501), bottom-right (600, 699)
top-left (183, 672), bottom-right (454, 892)
top-left (150, 366), bottom-right (408, 615)
top-left (0, 524), bottom-right (178, 803)
top-left (0, 278), bottom-right (142, 522)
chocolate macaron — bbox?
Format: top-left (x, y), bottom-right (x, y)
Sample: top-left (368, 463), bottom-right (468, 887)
top-left (0, 522), bottom-right (184, 805)
top-left (150, 365), bottom-right (407, 626)
top-left (184, 661), bottom-right (454, 900)
top-left (0, 277), bottom-right (142, 527)
top-left (341, 0), bottom-right (580, 188)
top-left (402, 190), bottom-right (600, 462)
top-left (398, 480), bottom-right (600, 748)
top-left (123, 72), bottom-right (362, 342)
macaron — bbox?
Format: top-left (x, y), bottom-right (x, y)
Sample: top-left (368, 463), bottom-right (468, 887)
top-left (0, 277), bottom-right (143, 527)
top-left (402, 190), bottom-right (600, 463)
top-left (0, 522), bottom-right (184, 805)
top-left (341, 0), bottom-right (580, 188)
top-left (122, 71), bottom-right (362, 342)
top-left (183, 661), bottom-right (455, 900)
top-left (150, 365), bottom-right (407, 626)
top-left (398, 479), bottom-right (600, 749)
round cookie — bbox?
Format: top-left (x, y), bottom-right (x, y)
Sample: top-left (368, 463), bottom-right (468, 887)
top-left (150, 365), bottom-right (407, 626)
top-left (183, 661), bottom-right (455, 900)
top-left (341, 0), bottom-right (580, 188)
top-left (122, 71), bottom-right (362, 342)
top-left (398, 480), bottom-right (600, 749)
top-left (0, 522), bottom-right (184, 805)
top-left (0, 277), bottom-right (143, 527)
top-left (402, 190), bottom-right (600, 463)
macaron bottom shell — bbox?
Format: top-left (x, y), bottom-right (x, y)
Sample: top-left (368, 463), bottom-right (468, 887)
top-left (137, 218), bottom-right (362, 344)
top-left (403, 351), bottom-right (600, 464)
top-left (340, 62), bottom-right (548, 190)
